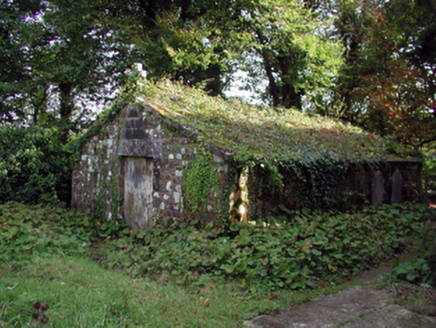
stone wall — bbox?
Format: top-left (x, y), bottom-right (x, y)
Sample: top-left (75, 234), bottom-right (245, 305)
top-left (235, 160), bottom-right (422, 220)
top-left (72, 104), bottom-right (231, 228)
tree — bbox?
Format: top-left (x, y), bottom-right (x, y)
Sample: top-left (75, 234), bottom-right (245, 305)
top-left (0, 0), bottom-right (134, 134)
top-left (40, 0), bottom-right (132, 137)
top-left (332, 0), bottom-right (436, 147)
top-left (2, 0), bottom-right (434, 147)
top-left (0, 0), bottom-right (45, 123)
top-left (140, 0), bottom-right (343, 109)
top-left (1, 0), bottom-right (344, 125)
top-left (384, 0), bottom-right (436, 146)
top-left (244, 0), bottom-right (343, 110)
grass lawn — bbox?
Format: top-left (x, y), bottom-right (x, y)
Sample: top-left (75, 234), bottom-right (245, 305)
top-left (0, 255), bottom-right (319, 327)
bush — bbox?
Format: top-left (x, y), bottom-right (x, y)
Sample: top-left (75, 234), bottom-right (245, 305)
top-left (2, 201), bottom-right (434, 291)
top-left (0, 126), bottom-right (73, 205)
top-left (389, 246), bottom-right (436, 287)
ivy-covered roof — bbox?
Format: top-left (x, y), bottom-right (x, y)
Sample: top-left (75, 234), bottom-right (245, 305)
top-left (134, 79), bottom-right (417, 164)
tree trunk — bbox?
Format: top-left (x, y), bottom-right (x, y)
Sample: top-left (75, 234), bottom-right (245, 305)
top-left (277, 55), bottom-right (302, 109)
top-left (31, 86), bottom-right (48, 125)
top-left (261, 49), bottom-right (280, 107)
top-left (280, 83), bottom-right (302, 109)
top-left (59, 82), bottom-right (74, 142)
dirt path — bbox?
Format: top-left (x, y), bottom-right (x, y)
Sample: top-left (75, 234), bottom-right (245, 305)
top-left (244, 253), bottom-right (436, 328)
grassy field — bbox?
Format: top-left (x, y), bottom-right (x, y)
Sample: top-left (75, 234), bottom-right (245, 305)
top-left (0, 255), bottom-right (324, 327)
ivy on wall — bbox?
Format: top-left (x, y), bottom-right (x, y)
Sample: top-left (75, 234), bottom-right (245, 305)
top-left (71, 77), bottom-right (423, 227)
top-left (246, 156), bottom-right (383, 217)
top-left (182, 148), bottom-right (220, 223)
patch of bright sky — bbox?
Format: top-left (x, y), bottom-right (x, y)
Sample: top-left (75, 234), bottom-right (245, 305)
top-left (223, 70), bottom-right (268, 106)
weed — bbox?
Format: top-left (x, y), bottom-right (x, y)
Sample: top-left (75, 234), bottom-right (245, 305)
top-left (99, 203), bottom-right (436, 290)
top-left (0, 202), bottom-right (91, 266)
top-left (136, 79), bottom-right (416, 163)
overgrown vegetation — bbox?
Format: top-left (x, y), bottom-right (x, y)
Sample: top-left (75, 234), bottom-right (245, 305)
top-left (0, 126), bottom-right (73, 205)
top-left (389, 253), bottom-right (436, 287)
top-left (137, 79), bottom-right (417, 163)
top-left (98, 203), bottom-right (435, 290)
top-left (1, 0), bottom-right (434, 323)
top-left (3, 0), bottom-right (435, 148)
top-left (385, 215), bottom-right (436, 288)
top-left (0, 202), bottom-right (91, 266)
top-left (1, 202), bottom-right (433, 291)
top-left (1, 201), bottom-right (435, 325)
top-left (423, 147), bottom-right (436, 200)
top-left (182, 149), bottom-right (221, 222)
top-left (379, 209), bottom-right (436, 317)
top-left (4, 201), bottom-right (432, 290)
top-left (130, 78), bottom-right (420, 211)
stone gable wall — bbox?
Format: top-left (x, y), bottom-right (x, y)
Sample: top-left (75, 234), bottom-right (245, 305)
top-left (72, 104), bottom-right (231, 228)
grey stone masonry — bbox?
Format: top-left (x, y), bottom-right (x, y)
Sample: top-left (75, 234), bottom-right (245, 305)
top-left (72, 103), bottom-right (230, 228)
top-left (372, 170), bottom-right (385, 206)
top-left (391, 168), bottom-right (403, 203)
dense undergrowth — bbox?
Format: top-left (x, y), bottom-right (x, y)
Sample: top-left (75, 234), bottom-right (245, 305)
top-left (0, 203), bottom-right (91, 265)
top-left (1, 201), bottom-right (434, 291)
top-left (99, 204), bottom-right (436, 289)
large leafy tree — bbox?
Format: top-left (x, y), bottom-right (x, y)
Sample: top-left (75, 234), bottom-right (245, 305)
top-left (87, 0), bottom-right (234, 95)
top-left (130, 0), bottom-right (344, 109)
top-left (2, 0), bottom-right (434, 147)
top-left (231, 0), bottom-right (343, 110)
top-left (384, 0), bottom-right (436, 147)
top-left (0, 0), bottom-right (133, 134)
top-left (1, 0), bottom-right (343, 123)
top-left (333, 0), bottom-right (436, 147)
top-left (0, 0), bottom-right (44, 122)
top-left (39, 0), bottom-right (134, 135)
top-left (2, 0), bottom-right (435, 206)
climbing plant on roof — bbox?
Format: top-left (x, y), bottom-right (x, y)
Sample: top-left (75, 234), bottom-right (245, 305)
top-left (136, 78), bottom-right (417, 164)
top-left (133, 77), bottom-right (418, 211)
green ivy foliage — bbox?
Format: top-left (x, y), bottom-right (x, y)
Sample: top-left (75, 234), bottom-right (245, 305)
top-left (422, 149), bottom-right (436, 198)
top-left (389, 254), bottom-right (436, 287)
top-left (99, 203), bottom-right (435, 290)
top-left (0, 202), bottom-right (92, 265)
top-left (387, 209), bottom-right (436, 287)
top-left (2, 201), bottom-right (434, 290)
top-left (137, 78), bottom-right (417, 163)
top-left (0, 126), bottom-right (74, 205)
top-left (182, 149), bottom-right (220, 222)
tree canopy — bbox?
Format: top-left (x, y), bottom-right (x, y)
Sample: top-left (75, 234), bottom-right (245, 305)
top-left (1, 0), bottom-right (435, 147)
